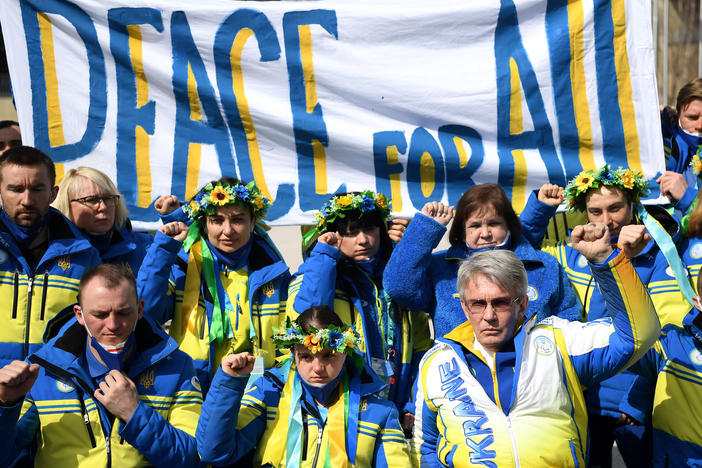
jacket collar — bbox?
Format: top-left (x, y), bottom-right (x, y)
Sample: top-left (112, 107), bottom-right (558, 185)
top-left (31, 315), bottom-right (178, 384)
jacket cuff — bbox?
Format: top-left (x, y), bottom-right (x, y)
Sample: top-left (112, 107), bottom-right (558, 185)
top-left (118, 400), bottom-right (151, 439)
top-left (676, 185), bottom-right (698, 213)
top-left (405, 213), bottom-right (447, 250)
top-left (311, 241), bottom-right (342, 260)
top-left (211, 367), bottom-right (250, 392)
top-left (154, 231), bottom-right (184, 254)
top-left (0, 400), bottom-right (22, 423)
top-left (159, 207), bottom-right (189, 225)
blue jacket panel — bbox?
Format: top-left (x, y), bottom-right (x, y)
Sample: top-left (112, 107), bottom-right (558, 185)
top-left (98, 224), bottom-right (153, 275)
top-left (0, 315), bottom-right (202, 467)
top-left (0, 208), bottom-right (101, 367)
top-left (383, 212), bottom-right (581, 338)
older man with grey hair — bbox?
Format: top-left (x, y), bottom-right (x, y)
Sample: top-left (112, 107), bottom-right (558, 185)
top-left (411, 223), bottom-right (661, 468)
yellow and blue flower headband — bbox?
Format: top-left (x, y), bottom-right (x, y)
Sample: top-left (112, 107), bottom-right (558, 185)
top-left (272, 317), bottom-right (361, 355)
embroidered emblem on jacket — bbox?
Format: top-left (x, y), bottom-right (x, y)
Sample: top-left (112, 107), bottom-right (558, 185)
top-left (0, 248), bottom-right (7, 264)
top-left (56, 380), bottom-right (75, 393)
top-left (139, 369), bottom-right (155, 389)
top-left (534, 336), bottom-right (555, 355)
top-left (57, 255), bottom-right (71, 271)
top-left (263, 282), bottom-right (274, 298)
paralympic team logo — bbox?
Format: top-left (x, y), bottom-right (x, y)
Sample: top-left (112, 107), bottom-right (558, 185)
top-left (56, 380), bottom-right (75, 393)
top-left (690, 349), bottom-right (702, 365)
top-left (534, 336), bottom-right (554, 355)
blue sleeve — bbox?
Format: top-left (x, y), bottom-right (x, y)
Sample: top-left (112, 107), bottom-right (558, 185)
top-left (0, 399), bottom-right (37, 467)
top-left (519, 191), bottom-right (557, 249)
top-left (676, 185), bottom-right (699, 214)
top-left (372, 402), bottom-right (411, 467)
top-left (551, 260), bottom-right (583, 322)
top-left (620, 344), bottom-right (661, 424)
top-left (136, 231), bottom-right (183, 325)
top-left (196, 368), bottom-right (268, 465)
top-left (119, 357), bottom-right (201, 468)
top-left (567, 252), bottom-right (661, 387)
top-left (291, 241), bottom-right (341, 314)
top-left (159, 206), bottom-right (191, 225)
top-left (383, 213), bottom-right (446, 313)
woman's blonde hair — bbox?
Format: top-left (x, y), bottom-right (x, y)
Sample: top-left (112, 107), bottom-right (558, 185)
top-left (52, 167), bottom-right (128, 230)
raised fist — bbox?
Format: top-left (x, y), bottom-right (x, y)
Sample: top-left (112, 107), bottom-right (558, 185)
top-left (317, 232), bottom-right (342, 249)
top-left (154, 195), bottom-right (182, 215)
top-left (0, 361), bottom-right (39, 406)
top-left (571, 223), bottom-right (613, 264)
top-left (656, 171), bottom-right (688, 202)
top-left (221, 352), bottom-right (256, 377)
top-left (158, 221), bottom-right (189, 242)
top-left (421, 202), bottom-right (453, 226)
top-left (537, 184), bottom-right (565, 207)
top-left (388, 218), bottom-right (409, 243)
top-left (618, 225), bottom-right (651, 259)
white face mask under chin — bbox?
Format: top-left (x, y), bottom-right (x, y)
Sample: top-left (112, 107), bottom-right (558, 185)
top-left (81, 311), bottom-right (133, 353)
top-left (680, 121), bottom-right (702, 138)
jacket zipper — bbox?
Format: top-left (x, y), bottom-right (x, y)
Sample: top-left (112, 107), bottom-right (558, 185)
top-left (106, 436), bottom-right (112, 468)
top-left (78, 390), bottom-right (97, 448)
top-left (506, 417), bottom-right (520, 468)
top-left (11, 270), bottom-right (18, 319)
top-left (24, 276), bottom-right (34, 358)
top-left (311, 425), bottom-right (324, 468)
top-left (40, 271), bottom-right (48, 321)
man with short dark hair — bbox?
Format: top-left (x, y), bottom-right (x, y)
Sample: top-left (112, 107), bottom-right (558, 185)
top-left (0, 146), bottom-right (100, 366)
top-left (0, 120), bottom-right (21, 155)
top-left (0, 264), bottom-right (202, 467)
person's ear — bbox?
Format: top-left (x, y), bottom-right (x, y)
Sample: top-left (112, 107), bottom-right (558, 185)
top-left (49, 185), bottom-right (59, 203)
top-left (74, 304), bottom-right (85, 325)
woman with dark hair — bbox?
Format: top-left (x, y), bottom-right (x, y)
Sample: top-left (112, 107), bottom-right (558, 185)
top-left (196, 305), bottom-right (411, 467)
top-left (383, 183), bottom-right (581, 339)
top-left (136, 177), bottom-right (290, 395)
top-left (287, 191), bottom-right (431, 430)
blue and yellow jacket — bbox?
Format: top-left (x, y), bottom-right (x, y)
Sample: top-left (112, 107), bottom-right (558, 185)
top-left (137, 230), bottom-right (290, 395)
top-left (0, 208), bottom-right (101, 367)
top-left (412, 251), bottom-right (660, 467)
top-left (661, 106), bottom-right (699, 213)
top-left (96, 224), bottom-right (153, 276)
top-left (679, 236), bottom-right (702, 295)
top-left (625, 307), bottom-right (702, 467)
top-left (520, 193), bottom-right (690, 421)
top-left (287, 241), bottom-right (432, 413)
top-left (383, 213), bottom-right (582, 339)
top-left (196, 360), bottom-right (411, 467)
top-left (0, 315), bottom-right (202, 467)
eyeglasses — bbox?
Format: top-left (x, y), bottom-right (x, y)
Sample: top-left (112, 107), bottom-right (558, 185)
top-left (464, 296), bottom-right (521, 315)
top-left (70, 194), bottom-right (120, 209)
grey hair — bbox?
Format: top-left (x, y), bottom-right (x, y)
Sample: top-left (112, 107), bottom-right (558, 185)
top-left (456, 250), bottom-right (528, 302)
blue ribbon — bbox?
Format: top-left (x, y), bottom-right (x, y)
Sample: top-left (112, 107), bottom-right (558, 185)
top-left (636, 202), bottom-right (695, 305)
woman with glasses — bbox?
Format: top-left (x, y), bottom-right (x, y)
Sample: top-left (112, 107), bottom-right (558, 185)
top-left (52, 167), bottom-right (153, 273)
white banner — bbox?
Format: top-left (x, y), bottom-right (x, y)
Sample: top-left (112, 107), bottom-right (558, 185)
top-left (0, 0), bottom-right (662, 228)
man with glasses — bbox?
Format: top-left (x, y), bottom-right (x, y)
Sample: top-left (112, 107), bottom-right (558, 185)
top-left (411, 223), bottom-right (661, 467)
top-left (0, 146), bottom-right (100, 367)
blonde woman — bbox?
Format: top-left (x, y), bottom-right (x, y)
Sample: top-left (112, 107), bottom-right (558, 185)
top-left (53, 167), bottom-right (153, 274)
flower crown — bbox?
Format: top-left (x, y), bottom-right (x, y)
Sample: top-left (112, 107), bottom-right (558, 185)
top-left (272, 317), bottom-right (361, 354)
top-left (690, 152), bottom-right (702, 177)
top-left (302, 191), bottom-right (391, 246)
top-left (183, 181), bottom-right (271, 220)
top-left (564, 165), bottom-right (649, 212)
